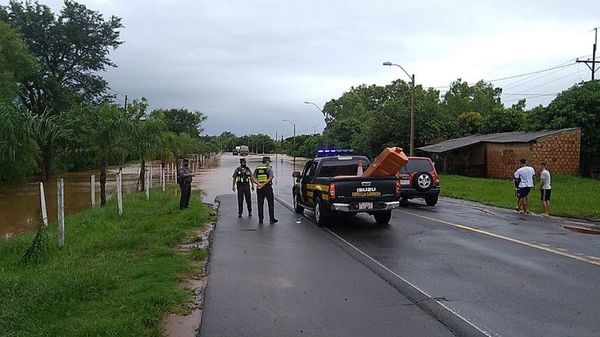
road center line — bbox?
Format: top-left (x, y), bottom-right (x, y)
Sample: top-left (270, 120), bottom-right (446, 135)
top-left (397, 209), bottom-right (600, 267)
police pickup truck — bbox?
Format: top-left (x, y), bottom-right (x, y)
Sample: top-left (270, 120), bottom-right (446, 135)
top-left (292, 152), bottom-right (400, 226)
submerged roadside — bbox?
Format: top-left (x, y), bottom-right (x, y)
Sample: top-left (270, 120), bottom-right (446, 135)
top-left (0, 186), bottom-right (215, 337)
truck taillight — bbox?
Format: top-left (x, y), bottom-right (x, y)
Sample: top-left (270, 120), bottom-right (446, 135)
top-left (329, 182), bottom-right (336, 199)
top-left (395, 179), bottom-right (401, 197)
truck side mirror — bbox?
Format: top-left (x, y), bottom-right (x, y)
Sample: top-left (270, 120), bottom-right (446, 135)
top-left (292, 171), bottom-right (301, 178)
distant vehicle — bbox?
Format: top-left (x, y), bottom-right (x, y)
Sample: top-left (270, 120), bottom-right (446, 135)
top-left (397, 157), bottom-right (440, 206)
top-left (292, 152), bottom-right (400, 226)
top-left (233, 146), bottom-right (240, 155)
top-left (239, 145), bottom-right (249, 156)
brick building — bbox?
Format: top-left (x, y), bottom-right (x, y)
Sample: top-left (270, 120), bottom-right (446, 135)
top-left (416, 128), bottom-right (581, 178)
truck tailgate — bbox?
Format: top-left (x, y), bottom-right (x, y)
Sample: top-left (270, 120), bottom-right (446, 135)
top-left (332, 176), bottom-right (398, 201)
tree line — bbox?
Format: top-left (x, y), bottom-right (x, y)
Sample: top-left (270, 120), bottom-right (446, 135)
top-left (0, 1), bottom-right (223, 202)
top-left (317, 78), bottom-right (600, 177)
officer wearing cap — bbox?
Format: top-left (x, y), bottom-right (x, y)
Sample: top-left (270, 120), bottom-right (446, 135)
top-left (232, 157), bottom-right (254, 217)
top-left (252, 156), bottom-right (278, 224)
top-left (177, 158), bottom-right (195, 210)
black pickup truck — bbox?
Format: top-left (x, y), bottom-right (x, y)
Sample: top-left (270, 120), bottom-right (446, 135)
top-left (292, 155), bottom-right (400, 226)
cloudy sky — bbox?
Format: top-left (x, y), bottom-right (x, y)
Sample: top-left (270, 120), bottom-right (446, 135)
top-left (30, 0), bottom-right (600, 136)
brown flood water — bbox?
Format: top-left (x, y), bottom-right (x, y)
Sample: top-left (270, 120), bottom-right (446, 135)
top-left (0, 159), bottom-right (214, 239)
top-left (0, 154), bottom-right (304, 239)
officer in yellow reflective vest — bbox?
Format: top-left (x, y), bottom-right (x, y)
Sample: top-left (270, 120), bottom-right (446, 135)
top-left (232, 157), bottom-right (254, 217)
top-left (252, 156), bottom-right (278, 224)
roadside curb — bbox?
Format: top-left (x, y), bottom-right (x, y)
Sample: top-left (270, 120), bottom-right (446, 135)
top-left (162, 201), bottom-right (219, 337)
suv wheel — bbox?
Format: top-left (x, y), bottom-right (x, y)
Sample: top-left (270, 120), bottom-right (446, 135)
top-left (293, 191), bottom-right (304, 214)
top-left (413, 172), bottom-right (433, 192)
top-left (425, 195), bottom-right (438, 206)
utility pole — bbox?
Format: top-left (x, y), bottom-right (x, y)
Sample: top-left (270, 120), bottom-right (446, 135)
top-left (576, 27), bottom-right (599, 81)
top-left (124, 95), bottom-right (129, 112)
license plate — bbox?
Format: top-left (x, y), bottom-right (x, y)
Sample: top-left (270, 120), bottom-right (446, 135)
top-left (400, 179), bottom-right (410, 186)
top-left (358, 202), bottom-right (373, 210)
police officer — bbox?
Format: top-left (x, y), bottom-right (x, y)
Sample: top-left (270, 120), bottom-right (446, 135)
top-left (252, 156), bottom-right (278, 224)
top-left (232, 157), bottom-right (254, 217)
top-left (177, 159), bottom-right (195, 210)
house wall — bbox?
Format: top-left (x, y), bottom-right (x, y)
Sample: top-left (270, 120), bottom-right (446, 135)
top-left (486, 129), bottom-right (581, 178)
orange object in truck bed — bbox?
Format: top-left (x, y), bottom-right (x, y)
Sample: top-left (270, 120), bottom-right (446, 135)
top-left (362, 147), bottom-right (408, 177)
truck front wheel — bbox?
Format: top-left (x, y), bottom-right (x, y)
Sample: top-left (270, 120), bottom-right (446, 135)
top-left (374, 211), bottom-right (392, 224)
top-left (293, 191), bottom-right (304, 214)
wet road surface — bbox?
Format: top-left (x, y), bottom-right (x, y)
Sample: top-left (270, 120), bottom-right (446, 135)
top-left (201, 154), bottom-right (600, 337)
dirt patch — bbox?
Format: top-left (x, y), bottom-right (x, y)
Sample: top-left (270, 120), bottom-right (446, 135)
top-left (162, 203), bottom-right (217, 337)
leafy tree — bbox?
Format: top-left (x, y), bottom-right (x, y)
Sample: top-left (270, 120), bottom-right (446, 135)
top-left (0, 0), bottom-right (123, 180)
top-left (533, 81), bottom-right (600, 176)
top-left (151, 108), bottom-right (207, 138)
top-left (440, 79), bottom-right (503, 138)
top-left (0, 95), bottom-right (38, 182)
top-left (457, 111), bottom-right (483, 135)
top-left (0, 21), bottom-right (36, 97)
top-left (482, 99), bottom-right (526, 134)
top-left (66, 104), bottom-right (131, 205)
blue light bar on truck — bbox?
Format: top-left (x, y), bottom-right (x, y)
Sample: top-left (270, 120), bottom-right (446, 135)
top-left (315, 148), bottom-right (354, 157)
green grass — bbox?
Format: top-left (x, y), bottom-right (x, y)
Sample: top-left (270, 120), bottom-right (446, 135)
top-left (0, 186), bottom-right (213, 337)
top-left (440, 174), bottom-right (600, 221)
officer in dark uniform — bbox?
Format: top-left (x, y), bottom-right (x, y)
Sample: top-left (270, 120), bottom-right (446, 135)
top-left (177, 158), bottom-right (194, 210)
top-left (252, 156), bottom-right (278, 224)
top-left (232, 157), bottom-right (254, 217)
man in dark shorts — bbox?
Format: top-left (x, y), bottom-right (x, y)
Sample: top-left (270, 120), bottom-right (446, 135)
top-left (539, 162), bottom-right (552, 217)
top-left (513, 159), bottom-right (535, 214)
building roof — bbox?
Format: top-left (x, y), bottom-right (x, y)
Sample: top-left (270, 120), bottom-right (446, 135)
top-left (417, 128), bottom-right (580, 153)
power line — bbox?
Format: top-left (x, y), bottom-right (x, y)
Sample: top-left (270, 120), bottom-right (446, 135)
top-left (487, 62), bottom-right (576, 82)
top-left (501, 63), bottom-right (577, 91)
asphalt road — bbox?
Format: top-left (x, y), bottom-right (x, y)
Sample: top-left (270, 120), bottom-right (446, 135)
top-left (197, 154), bottom-right (600, 337)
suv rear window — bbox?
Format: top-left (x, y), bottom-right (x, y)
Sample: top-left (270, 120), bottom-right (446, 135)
top-left (400, 159), bottom-right (433, 173)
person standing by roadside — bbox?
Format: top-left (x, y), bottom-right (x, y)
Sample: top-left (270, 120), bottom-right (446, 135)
top-left (252, 156), bottom-right (278, 224)
top-left (539, 162), bottom-right (552, 217)
top-left (177, 159), bottom-right (195, 210)
top-left (232, 157), bottom-right (254, 217)
top-left (514, 159), bottom-right (535, 214)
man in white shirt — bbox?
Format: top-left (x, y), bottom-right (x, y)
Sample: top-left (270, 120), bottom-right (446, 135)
top-left (514, 159), bottom-right (535, 214)
top-left (539, 162), bottom-right (552, 217)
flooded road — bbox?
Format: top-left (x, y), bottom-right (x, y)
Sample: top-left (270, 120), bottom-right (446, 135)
top-left (192, 153), bottom-right (306, 205)
top-left (0, 159), bottom-right (211, 238)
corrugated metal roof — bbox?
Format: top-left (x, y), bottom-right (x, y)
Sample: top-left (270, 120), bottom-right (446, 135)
top-left (418, 128), bottom-right (580, 153)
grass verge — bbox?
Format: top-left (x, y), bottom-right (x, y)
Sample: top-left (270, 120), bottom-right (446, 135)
top-left (0, 186), bottom-right (214, 337)
top-left (440, 174), bottom-right (600, 221)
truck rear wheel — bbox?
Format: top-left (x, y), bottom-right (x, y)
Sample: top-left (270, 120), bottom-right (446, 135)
top-left (314, 197), bottom-right (328, 227)
top-left (374, 211), bottom-right (392, 224)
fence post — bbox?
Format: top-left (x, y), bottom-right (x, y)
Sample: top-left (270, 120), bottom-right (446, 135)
top-left (145, 171), bottom-right (150, 200)
top-left (57, 178), bottom-right (65, 248)
top-left (39, 182), bottom-right (48, 228)
top-left (149, 164), bottom-right (153, 188)
top-left (162, 165), bottom-right (166, 192)
top-left (91, 174), bottom-right (96, 207)
top-left (117, 169), bottom-right (123, 216)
